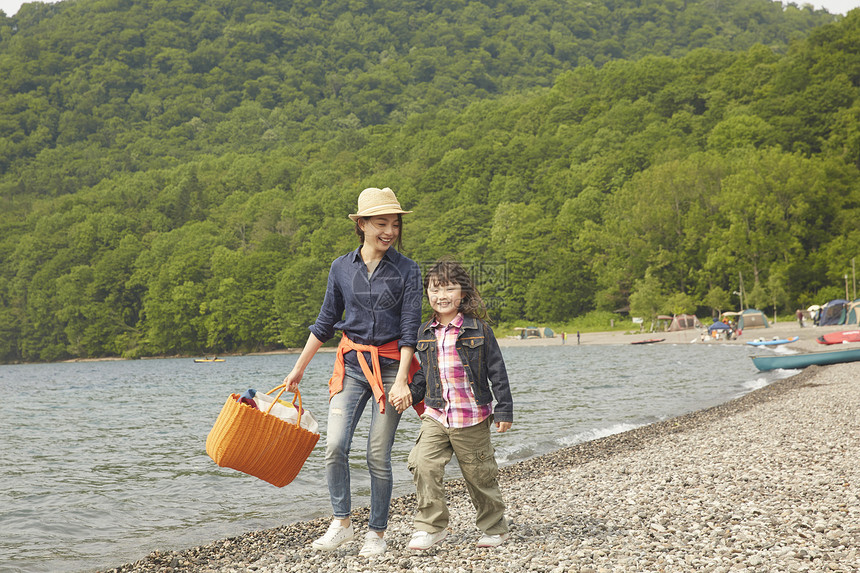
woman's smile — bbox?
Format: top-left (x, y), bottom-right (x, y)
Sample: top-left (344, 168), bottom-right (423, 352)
top-left (361, 214), bottom-right (400, 254)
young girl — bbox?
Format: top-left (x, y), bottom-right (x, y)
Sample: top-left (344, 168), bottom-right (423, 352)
top-left (397, 259), bottom-right (514, 550)
top-left (283, 187), bottom-right (422, 557)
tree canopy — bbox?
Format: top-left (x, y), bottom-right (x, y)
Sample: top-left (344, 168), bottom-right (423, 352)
top-left (0, 0), bottom-right (857, 362)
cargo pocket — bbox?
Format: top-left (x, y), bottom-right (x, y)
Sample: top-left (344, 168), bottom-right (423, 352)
top-left (470, 443), bottom-right (499, 487)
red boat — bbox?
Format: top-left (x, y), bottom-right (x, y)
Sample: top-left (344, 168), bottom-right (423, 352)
top-left (817, 330), bottom-right (860, 345)
top-left (630, 338), bottom-right (665, 345)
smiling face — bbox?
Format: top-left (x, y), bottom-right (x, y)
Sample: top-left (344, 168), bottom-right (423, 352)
top-left (358, 214), bottom-right (401, 254)
top-left (427, 279), bottom-right (463, 325)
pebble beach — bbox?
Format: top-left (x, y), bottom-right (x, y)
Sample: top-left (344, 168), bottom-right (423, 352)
top-left (100, 352), bottom-right (860, 573)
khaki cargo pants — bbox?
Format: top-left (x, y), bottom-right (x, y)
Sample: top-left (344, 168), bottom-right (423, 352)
top-left (407, 415), bottom-right (509, 535)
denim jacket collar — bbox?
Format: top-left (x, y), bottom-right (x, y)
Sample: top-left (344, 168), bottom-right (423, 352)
top-left (420, 314), bottom-right (479, 336)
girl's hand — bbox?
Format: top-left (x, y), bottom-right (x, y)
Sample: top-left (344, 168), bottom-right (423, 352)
top-left (388, 380), bottom-right (412, 414)
top-left (496, 421), bottom-right (512, 433)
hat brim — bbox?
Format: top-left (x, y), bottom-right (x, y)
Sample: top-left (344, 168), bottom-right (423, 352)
top-left (349, 208), bottom-right (413, 221)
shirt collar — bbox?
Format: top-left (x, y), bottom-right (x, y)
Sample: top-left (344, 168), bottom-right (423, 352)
top-left (350, 246), bottom-right (400, 264)
top-left (431, 312), bottom-right (464, 330)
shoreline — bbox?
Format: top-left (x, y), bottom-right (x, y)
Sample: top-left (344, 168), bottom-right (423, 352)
top-left (497, 320), bottom-right (846, 353)
top-left (99, 362), bottom-right (859, 573)
top-left (57, 321), bottom-right (846, 364)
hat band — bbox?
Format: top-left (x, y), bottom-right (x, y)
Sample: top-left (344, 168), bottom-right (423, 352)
top-left (357, 203), bottom-right (407, 216)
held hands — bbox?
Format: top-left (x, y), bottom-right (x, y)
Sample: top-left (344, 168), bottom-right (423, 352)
top-left (496, 421), bottom-right (512, 433)
top-left (388, 378), bottom-right (412, 414)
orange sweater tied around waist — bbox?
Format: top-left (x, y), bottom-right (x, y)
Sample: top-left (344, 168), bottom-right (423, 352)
top-left (328, 334), bottom-right (424, 415)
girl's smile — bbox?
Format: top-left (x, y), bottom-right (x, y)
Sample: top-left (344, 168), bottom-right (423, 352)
top-left (428, 281), bottom-right (462, 324)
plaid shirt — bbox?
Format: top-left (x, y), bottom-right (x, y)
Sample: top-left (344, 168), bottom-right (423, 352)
top-left (424, 313), bottom-right (493, 429)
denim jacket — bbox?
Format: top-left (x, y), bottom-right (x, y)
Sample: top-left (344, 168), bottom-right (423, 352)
top-left (409, 316), bottom-right (513, 423)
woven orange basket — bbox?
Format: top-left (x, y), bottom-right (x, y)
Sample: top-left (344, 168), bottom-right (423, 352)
top-left (206, 385), bottom-right (320, 487)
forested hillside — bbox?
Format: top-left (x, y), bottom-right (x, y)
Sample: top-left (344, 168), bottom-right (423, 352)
top-left (0, 0), bottom-right (856, 362)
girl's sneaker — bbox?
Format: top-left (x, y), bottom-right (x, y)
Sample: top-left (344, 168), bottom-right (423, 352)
top-left (311, 521), bottom-right (355, 550)
top-left (476, 532), bottom-right (510, 547)
top-left (407, 529), bottom-right (448, 550)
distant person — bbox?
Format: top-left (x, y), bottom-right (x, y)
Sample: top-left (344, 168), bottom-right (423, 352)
top-left (282, 187), bottom-right (422, 557)
top-left (402, 259), bottom-right (513, 550)
top-left (577, 331), bottom-right (581, 345)
top-left (796, 309), bottom-right (804, 327)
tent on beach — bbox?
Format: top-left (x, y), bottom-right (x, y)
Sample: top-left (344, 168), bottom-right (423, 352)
top-left (819, 299), bottom-right (848, 326)
top-left (845, 300), bottom-right (860, 325)
top-left (736, 309), bottom-right (770, 330)
top-left (515, 326), bottom-right (555, 339)
top-left (667, 314), bottom-right (702, 331)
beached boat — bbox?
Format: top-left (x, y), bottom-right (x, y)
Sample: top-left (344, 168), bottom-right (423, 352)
top-left (751, 347), bottom-right (860, 371)
top-left (630, 338), bottom-right (665, 345)
top-left (194, 357), bottom-right (225, 363)
top-left (816, 330), bottom-right (860, 345)
top-left (745, 336), bottom-right (799, 347)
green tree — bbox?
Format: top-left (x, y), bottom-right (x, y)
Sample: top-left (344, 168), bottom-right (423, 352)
top-left (273, 256), bottom-right (331, 348)
top-left (666, 292), bottom-right (697, 315)
top-left (746, 281), bottom-right (770, 311)
top-left (490, 202), bottom-right (548, 321)
top-left (704, 285), bottom-right (732, 317)
top-left (629, 271), bottom-right (665, 323)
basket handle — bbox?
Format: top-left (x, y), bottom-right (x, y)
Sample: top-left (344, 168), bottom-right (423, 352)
top-left (264, 384), bottom-right (303, 427)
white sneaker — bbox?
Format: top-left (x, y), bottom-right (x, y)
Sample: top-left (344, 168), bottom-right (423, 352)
top-left (358, 531), bottom-right (387, 557)
top-left (408, 529), bottom-right (448, 550)
top-left (476, 532), bottom-right (510, 547)
top-left (311, 521), bottom-right (355, 550)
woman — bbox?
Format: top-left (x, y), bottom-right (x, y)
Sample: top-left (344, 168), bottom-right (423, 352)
top-left (283, 187), bottom-right (422, 557)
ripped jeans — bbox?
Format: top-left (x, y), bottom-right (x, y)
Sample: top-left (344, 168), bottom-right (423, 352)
top-left (324, 366), bottom-right (402, 532)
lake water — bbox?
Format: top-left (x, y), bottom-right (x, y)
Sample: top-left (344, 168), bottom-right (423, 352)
top-left (0, 342), bottom-right (790, 573)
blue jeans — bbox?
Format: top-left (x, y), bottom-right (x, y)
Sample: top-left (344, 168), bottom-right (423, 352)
top-left (325, 366), bottom-right (402, 532)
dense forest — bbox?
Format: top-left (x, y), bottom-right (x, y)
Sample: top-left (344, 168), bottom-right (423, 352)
top-left (0, 0), bottom-right (857, 362)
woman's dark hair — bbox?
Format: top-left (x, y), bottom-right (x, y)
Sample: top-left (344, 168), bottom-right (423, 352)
top-left (424, 258), bottom-right (488, 320)
top-left (354, 214), bottom-right (403, 250)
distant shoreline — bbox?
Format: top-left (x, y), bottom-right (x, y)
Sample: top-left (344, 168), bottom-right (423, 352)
top-left (37, 321), bottom-right (850, 364)
top-left (497, 320), bottom-right (843, 354)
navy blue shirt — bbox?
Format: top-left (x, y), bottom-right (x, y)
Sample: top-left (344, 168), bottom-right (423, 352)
top-left (310, 247), bottom-right (422, 372)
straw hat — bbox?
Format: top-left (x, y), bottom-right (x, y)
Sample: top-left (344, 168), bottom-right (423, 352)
top-left (348, 187), bottom-right (412, 221)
